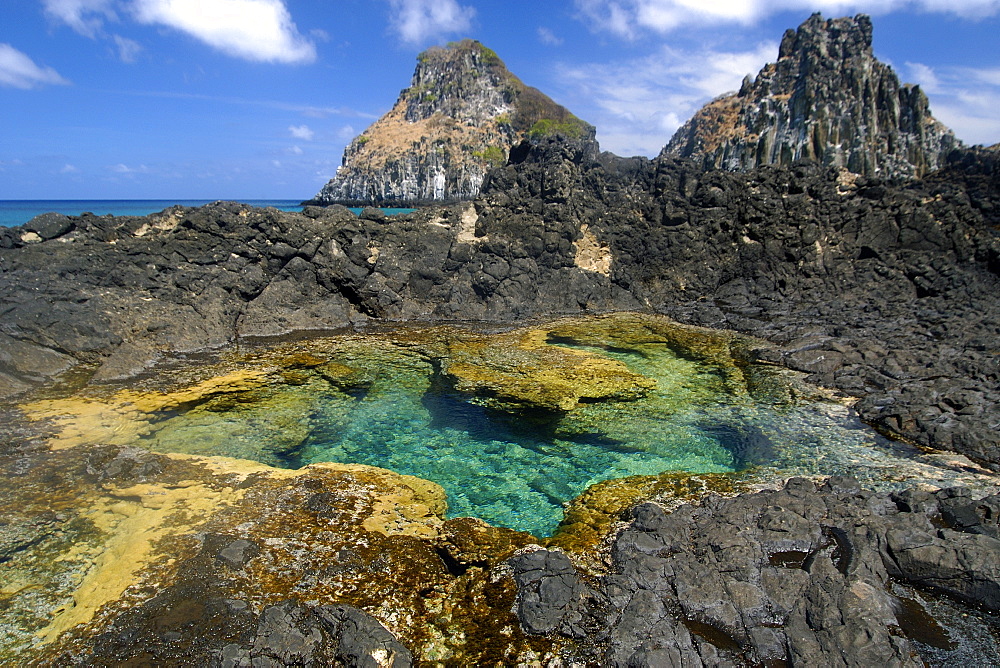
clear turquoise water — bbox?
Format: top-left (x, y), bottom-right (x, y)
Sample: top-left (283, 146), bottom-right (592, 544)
top-left (295, 343), bottom-right (738, 535)
top-left (0, 200), bottom-right (304, 227)
top-left (0, 201), bottom-right (416, 227)
top-left (125, 332), bottom-right (956, 538)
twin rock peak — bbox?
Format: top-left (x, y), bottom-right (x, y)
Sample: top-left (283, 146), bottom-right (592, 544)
top-left (307, 14), bottom-right (960, 207)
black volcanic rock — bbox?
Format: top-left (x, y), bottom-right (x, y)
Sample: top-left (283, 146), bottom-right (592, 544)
top-left (307, 39), bottom-right (593, 207)
top-left (511, 477), bottom-right (1000, 665)
top-left (663, 13), bottom-right (961, 179)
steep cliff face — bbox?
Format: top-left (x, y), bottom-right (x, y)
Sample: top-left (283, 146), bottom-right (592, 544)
top-left (662, 14), bottom-right (960, 178)
top-left (307, 40), bottom-right (593, 206)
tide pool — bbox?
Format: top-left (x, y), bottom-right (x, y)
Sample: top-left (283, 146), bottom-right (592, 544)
top-left (22, 314), bottom-right (986, 538)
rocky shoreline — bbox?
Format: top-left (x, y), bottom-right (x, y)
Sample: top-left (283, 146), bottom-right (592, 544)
top-left (1, 137), bottom-right (998, 663)
top-left (3, 7), bottom-right (999, 664)
top-left (3, 137), bottom-right (997, 465)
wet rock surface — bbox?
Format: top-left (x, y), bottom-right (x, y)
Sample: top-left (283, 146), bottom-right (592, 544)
top-left (511, 477), bottom-right (1000, 666)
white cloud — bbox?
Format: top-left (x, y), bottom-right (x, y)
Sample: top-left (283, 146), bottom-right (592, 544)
top-left (289, 124), bottom-right (314, 140)
top-left (111, 163), bottom-right (149, 173)
top-left (537, 27), bottom-right (564, 46)
top-left (905, 62), bottom-right (1000, 145)
top-left (60, 163), bottom-right (80, 173)
top-left (575, 0), bottom-right (1000, 35)
top-left (557, 41), bottom-right (776, 156)
top-left (0, 44), bottom-right (71, 89)
top-left (132, 0), bottom-right (316, 63)
top-left (288, 145), bottom-right (304, 155)
top-left (387, 0), bottom-right (475, 46)
top-left (43, 0), bottom-right (117, 38)
top-left (113, 34), bottom-right (142, 62)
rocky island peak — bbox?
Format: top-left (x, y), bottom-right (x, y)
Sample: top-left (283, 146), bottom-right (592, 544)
top-left (306, 39), bottom-right (593, 207)
top-left (662, 13), bottom-right (961, 178)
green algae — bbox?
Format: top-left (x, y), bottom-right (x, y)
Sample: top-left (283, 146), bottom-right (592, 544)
top-left (17, 313), bottom-right (1000, 539)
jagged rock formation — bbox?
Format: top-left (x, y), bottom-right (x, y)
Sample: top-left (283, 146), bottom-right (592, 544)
top-left (663, 13), bottom-right (961, 178)
top-left (306, 39), bottom-right (593, 206)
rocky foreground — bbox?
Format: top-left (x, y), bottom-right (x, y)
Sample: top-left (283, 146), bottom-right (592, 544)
top-left (1, 135), bottom-right (998, 663)
top-left (2, 9), bottom-right (1000, 654)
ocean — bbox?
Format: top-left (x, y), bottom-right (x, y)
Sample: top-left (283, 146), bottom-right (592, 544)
top-left (0, 200), bottom-right (305, 227)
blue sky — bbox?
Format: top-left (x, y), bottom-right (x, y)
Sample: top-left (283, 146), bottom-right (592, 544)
top-left (2, 0), bottom-right (999, 199)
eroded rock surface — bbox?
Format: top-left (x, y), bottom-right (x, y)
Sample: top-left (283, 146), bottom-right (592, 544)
top-left (512, 477), bottom-right (1000, 666)
top-left (663, 13), bottom-right (960, 178)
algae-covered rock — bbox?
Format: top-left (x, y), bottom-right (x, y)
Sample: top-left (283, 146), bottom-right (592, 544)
top-left (1, 446), bottom-right (556, 666)
top-left (441, 325), bottom-right (657, 413)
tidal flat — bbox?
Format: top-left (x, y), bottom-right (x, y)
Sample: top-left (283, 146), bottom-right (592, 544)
top-left (2, 313), bottom-right (996, 662)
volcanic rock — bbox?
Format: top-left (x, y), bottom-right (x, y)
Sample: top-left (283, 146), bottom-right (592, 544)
top-left (306, 39), bottom-right (593, 207)
top-left (663, 13), bottom-right (961, 178)
top-left (511, 477), bottom-right (1000, 665)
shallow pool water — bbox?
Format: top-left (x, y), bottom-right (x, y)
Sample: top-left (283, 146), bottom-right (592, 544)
top-left (24, 315), bottom-right (994, 538)
top-left (295, 343), bottom-right (738, 536)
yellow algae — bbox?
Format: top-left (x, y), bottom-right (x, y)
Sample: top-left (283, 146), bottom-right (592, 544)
top-left (21, 369), bottom-right (272, 451)
top-left (443, 328), bottom-right (657, 412)
top-left (22, 396), bottom-right (153, 450)
top-left (116, 368), bottom-right (270, 412)
top-left (37, 476), bottom-right (245, 643)
top-left (164, 451), bottom-right (303, 478)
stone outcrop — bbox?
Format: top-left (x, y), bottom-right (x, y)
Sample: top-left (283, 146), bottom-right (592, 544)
top-left (1, 13), bottom-right (999, 664)
top-left (512, 476), bottom-right (1000, 665)
top-left (663, 13), bottom-right (961, 178)
top-left (306, 39), bottom-right (593, 206)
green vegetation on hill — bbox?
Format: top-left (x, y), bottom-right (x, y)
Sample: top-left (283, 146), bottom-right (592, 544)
top-left (473, 146), bottom-right (507, 165)
top-left (528, 117), bottom-right (590, 139)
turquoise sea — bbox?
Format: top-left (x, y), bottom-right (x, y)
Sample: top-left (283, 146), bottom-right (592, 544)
top-left (0, 199), bottom-right (304, 227)
top-left (0, 200), bottom-right (418, 227)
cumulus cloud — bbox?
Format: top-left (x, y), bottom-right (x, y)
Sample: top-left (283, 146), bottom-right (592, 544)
top-left (557, 41), bottom-right (777, 156)
top-left (387, 0), bottom-right (475, 46)
top-left (289, 124), bottom-right (314, 141)
top-left (0, 44), bottom-right (71, 89)
top-left (132, 0), bottom-right (316, 63)
top-left (575, 0), bottom-right (1000, 36)
top-left (42, 0), bottom-right (118, 38)
top-left (905, 62), bottom-right (1000, 145)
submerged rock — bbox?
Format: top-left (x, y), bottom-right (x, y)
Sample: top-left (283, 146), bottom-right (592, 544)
top-left (441, 324), bottom-right (656, 413)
